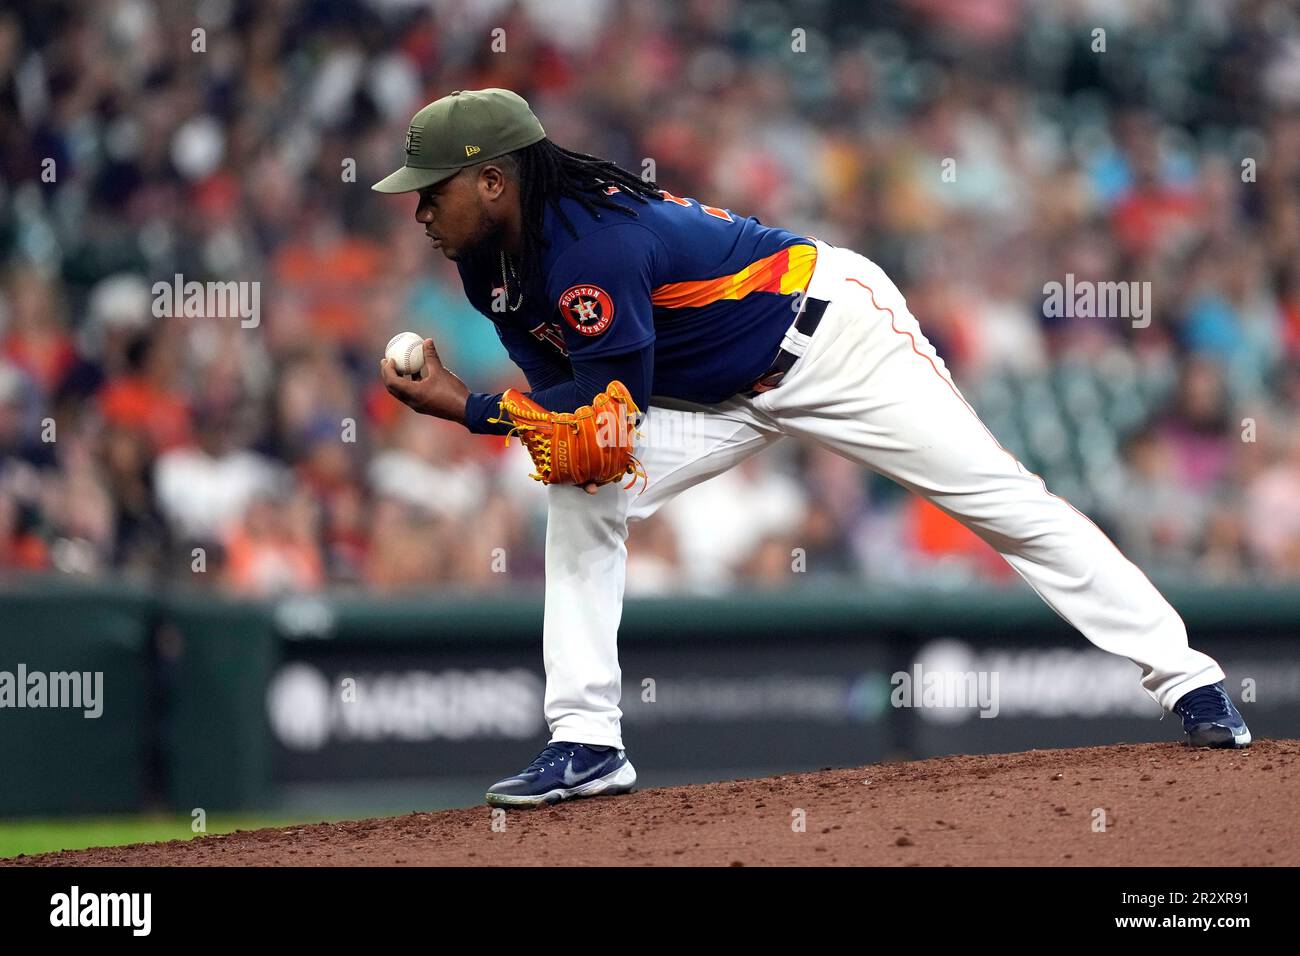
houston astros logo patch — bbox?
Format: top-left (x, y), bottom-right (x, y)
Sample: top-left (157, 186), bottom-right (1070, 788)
top-left (559, 284), bottom-right (615, 336)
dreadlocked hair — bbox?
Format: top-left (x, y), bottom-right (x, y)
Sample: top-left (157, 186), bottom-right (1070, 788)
top-left (506, 138), bottom-right (663, 287)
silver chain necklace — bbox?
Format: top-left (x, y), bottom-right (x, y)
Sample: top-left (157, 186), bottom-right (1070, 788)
top-left (499, 250), bottom-right (524, 312)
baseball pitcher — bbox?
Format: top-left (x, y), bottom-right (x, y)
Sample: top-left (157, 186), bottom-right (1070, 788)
top-left (376, 89), bottom-right (1251, 809)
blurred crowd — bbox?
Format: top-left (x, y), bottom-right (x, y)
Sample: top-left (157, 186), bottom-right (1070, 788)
top-left (2, 0), bottom-right (1299, 596)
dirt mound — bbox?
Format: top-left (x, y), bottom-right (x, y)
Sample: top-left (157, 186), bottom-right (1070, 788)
top-left (10, 740), bottom-right (1298, 866)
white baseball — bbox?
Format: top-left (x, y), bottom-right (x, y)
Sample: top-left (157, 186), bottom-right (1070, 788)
top-left (385, 332), bottom-right (426, 376)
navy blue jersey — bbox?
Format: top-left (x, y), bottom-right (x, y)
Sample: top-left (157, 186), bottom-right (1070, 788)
top-left (460, 187), bottom-right (816, 432)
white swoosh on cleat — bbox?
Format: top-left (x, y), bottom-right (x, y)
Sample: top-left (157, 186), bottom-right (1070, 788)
top-left (563, 758), bottom-right (602, 787)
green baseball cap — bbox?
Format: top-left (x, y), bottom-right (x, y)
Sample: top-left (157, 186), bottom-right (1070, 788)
top-left (371, 88), bottom-right (547, 194)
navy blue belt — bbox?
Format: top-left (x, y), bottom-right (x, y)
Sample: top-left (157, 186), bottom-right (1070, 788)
top-left (743, 295), bottom-right (830, 397)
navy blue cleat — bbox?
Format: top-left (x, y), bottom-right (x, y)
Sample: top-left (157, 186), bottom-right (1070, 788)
top-left (1172, 682), bottom-right (1252, 749)
top-left (485, 741), bottom-right (637, 808)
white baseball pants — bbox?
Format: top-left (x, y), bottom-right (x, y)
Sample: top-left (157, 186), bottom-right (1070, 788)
top-left (541, 239), bottom-right (1225, 749)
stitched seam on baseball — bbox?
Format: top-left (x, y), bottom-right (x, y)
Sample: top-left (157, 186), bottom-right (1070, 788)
top-left (404, 343), bottom-right (421, 372)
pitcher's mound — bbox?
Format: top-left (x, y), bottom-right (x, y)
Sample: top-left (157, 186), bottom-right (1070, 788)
top-left (12, 740), bottom-right (1298, 866)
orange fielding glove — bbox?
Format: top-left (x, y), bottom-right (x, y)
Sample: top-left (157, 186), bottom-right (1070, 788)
top-left (487, 380), bottom-right (648, 492)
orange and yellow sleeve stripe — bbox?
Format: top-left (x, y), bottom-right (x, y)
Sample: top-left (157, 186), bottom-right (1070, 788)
top-left (650, 243), bottom-right (817, 310)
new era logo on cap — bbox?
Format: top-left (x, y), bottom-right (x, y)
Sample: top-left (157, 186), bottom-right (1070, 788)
top-left (465, 145), bottom-right (481, 157)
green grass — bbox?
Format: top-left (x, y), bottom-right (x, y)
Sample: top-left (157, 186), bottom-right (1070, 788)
top-left (0, 813), bottom-right (345, 859)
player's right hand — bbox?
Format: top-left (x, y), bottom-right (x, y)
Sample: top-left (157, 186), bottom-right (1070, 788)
top-left (380, 338), bottom-right (470, 423)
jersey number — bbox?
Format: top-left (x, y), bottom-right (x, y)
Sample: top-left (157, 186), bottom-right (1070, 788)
top-left (530, 321), bottom-right (569, 357)
top-left (658, 189), bottom-right (734, 222)
top-left (603, 184), bottom-right (733, 222)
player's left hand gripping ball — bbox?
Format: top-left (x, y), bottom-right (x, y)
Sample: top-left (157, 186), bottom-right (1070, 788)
top-left (489, 381), bottom-right (647, 493)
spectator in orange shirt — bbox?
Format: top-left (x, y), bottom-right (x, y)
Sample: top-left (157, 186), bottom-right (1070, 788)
top-left (97, 332), bottom-right (192, 454)
top-left (1, 268), bottom-right (77, 397)
top-left (223, 490), bottom-right (324, 596)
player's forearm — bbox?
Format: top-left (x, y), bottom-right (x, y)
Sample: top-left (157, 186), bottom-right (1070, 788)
top-left (434, 382), bottom-right (469, 425)
top-left (465, 391), bottom-right (515, 435)
top-left (527, 349), bottom-right (652, 413)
